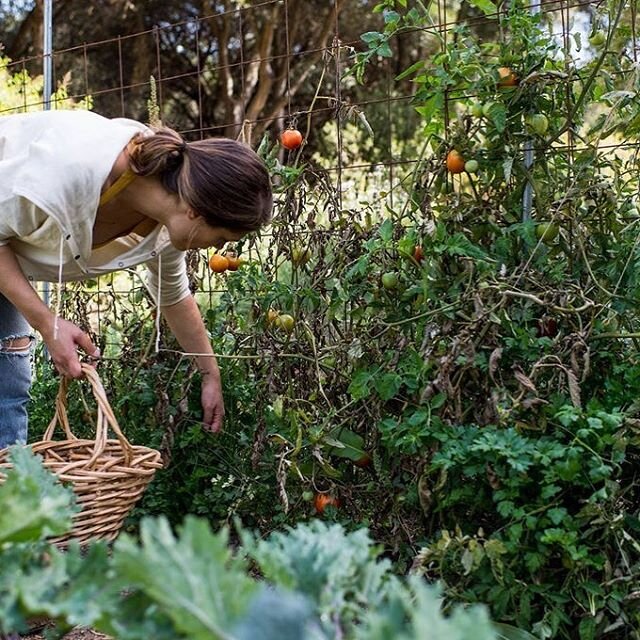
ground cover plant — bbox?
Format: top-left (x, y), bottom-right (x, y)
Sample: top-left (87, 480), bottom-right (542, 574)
top-left (0, 447), bottom-right (503, 640)
top-left (15, 0), bottom-right (640, 637)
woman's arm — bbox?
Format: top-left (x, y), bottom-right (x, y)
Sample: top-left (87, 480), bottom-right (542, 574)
top-left (0, 245), bottom-right (97, 377)
top-left (160, 295), bottom-right (225, 433)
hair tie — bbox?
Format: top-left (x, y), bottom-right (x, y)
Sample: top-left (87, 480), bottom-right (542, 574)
top-left (169, 141), bottom-right (187, 163)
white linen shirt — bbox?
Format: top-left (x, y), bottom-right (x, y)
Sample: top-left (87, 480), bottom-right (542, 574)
top-left (0, 109), bottom-right (191, 306)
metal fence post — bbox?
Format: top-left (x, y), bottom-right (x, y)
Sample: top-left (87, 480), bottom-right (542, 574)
top-left (522, 0), bottom-right (541, 222)
top-left (42, 0), bottom-right (53, 342)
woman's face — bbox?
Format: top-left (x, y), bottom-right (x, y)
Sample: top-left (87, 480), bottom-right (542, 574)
top-left (168, 207), bottom-right (245, 251)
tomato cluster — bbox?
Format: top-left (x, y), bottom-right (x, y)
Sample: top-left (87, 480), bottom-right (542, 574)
top-left (208, 253), bottom-right (242, 273)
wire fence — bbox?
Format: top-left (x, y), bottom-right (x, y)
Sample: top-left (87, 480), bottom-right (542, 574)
top-left (0, 0), bottom-right (637, 355)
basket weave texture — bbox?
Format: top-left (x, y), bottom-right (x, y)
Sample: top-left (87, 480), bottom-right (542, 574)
top-left (0, 364), bottom-right (163, 548)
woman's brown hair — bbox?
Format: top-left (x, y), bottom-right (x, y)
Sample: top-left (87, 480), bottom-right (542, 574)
top-left (128, 126), bottom-right (273, 232)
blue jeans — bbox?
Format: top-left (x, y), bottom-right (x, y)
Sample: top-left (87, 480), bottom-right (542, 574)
top-left (0, 293), bottom-right (33, 448)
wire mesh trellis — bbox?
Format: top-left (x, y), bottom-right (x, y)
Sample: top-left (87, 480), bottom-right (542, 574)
top-left (0, 0), bottom-right (638, 360)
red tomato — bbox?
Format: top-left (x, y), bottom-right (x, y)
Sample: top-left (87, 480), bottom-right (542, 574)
top-left (314, 493), bottom-right (340, 515)
top-left (281, 128), bottom-right (303, 150)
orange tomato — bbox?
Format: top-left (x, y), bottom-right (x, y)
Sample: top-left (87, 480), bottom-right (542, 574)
top-left (314, 493), bottom-right (340, 515)
top-left (280, 128), bottom-right (303, 150)
top-left (497, 66), bottom-right (517, 87)
top-left (208, 253), bottom-right (229, 273)
top-left (413, 245), bottom-right (424, 263)
top-left (446, 149), bottom-right (466, 174)
top-left (226, 254), bottom-right (242, 271)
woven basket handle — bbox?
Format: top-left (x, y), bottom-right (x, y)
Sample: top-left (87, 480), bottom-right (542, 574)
top-left (43, 364), bottom-right (133, 466)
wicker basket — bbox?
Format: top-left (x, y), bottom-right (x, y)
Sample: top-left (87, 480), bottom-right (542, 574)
top-left (0, 364), bottom-right (163, 548)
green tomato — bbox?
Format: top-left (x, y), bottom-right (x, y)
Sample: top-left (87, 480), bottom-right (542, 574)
top-left (381, 271), bottom-right (399, 290)
top-left (274, 313), bottom-right (295, 333)
top-left (588, 30), bottom-right (606, 47)
top-left (525, 113), bottom-right (549, 136)
top-left (464, 159), bottom-right (479, 173)
top-left (291, 246), bottom-right (311, 266)
top-left (535, 222), bottom-right (560, 244)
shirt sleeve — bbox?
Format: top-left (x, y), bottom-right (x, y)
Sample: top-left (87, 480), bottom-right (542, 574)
top-left (144, 245), bottom-right (192, 306)
top-left (0, 196), bottom-right (48, 247)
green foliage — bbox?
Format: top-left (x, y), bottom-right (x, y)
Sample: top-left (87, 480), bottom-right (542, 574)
top-left (0, 55), bottom-right (92, 111)
top-left (245, 520), bottom-right (398, 636)
top-left (0, 446), bottom-right (77, 544)
top-left (111, 517), bottom-right (258, 639)
top-left (0, 449), bottom-right (501, 639)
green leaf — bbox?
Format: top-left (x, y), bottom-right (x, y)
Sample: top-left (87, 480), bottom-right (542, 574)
top-left (17, 542), bottom-right (118, 629)
top-left (374, 372), bottom-right (403, 401)
top-left (348, 370), bottom-right (374, 400)
top-left (378, 218), bottom-right (395, 242)
top-left (231, 588), bottom-right (313, 640)
top-left (481, 101), bottom-right (506, 133)
top-left (467, 0), bottom-right (497, 15)
top-left (113, 516), bottom-right (258, 640)
top-left (547, 507), bottom-right (568, 525)
top-left (494, 622), bottom-right (539, 640)
top-left (0, 446), bottom-right (77, 544)
top-left (326, 427), bottom-right (367, 462)
top-left (415, 93), bottom-right (444, 128)
top-left (396, 60), bottom-right (425, 81)
top-left (578, 616), bottom-right (597, 640)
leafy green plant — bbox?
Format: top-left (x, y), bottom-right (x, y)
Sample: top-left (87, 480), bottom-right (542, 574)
top-left (0, 448), bottom-right (507, 640)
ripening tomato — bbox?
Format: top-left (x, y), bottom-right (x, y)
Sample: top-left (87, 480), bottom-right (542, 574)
top-left (281, 128), bottom-right (303, 150)
top-left (446, 149), bottom-right (466, 174)
top-left (225, 254), bottom-right (242, 271)
top-left (525, 114), bottom-right (549, 136)
top-left (497, 66), bottom-right (518, 87)
top-left (413, 245), bottom-right (424, 263)
top-left (208, 254), bottom-right (229, 273)
top-left (314, 493), bottom-right (340, 515)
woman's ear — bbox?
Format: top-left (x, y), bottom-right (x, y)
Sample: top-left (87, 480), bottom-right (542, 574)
top-left (186, 206), bottom-right (200, 220)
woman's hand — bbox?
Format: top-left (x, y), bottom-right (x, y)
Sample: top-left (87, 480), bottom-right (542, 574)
top-left (41, 317), bottom-right (99, 378)
top-left (200, 370), bottom-right (225, 433)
